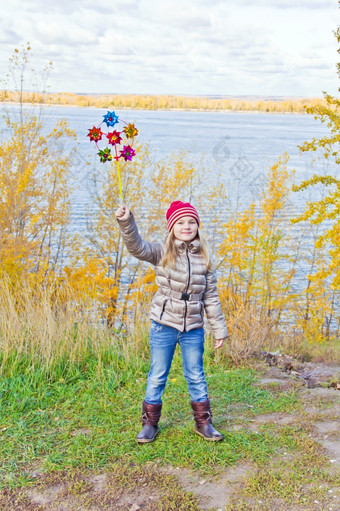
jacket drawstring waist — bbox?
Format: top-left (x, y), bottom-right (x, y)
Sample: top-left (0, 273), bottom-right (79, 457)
top-left (158, 287), bottom-right (204, 302)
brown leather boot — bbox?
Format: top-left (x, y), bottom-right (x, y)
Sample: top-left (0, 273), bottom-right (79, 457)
top-left (136, 401), bottom-right (162, 444)
top-left (191, 399), bottom-right (223, 441)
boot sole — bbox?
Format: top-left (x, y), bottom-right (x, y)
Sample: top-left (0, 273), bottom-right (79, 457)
top-left (136, 429), bottom-right (159, 444)
top-left (194, 428), bottom-right (223, 441)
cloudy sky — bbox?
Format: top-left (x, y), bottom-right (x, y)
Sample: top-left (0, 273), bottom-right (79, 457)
top-left (1, 0), bottom-right (339, 97)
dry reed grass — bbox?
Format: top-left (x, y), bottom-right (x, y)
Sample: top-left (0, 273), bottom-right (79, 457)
top-left (0, 278), bottom-right (142, 373)
top-left (0, 277), bottom-right (338, 373)
top-left (224, 304), bottom-right (280, 364)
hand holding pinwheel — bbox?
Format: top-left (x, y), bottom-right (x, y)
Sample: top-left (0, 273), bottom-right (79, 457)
top-left (88, 111), bottom-right (138, 200)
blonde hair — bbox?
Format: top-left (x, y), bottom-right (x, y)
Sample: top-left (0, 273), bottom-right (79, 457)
top-left (162, 229), bottom-right (212, 271)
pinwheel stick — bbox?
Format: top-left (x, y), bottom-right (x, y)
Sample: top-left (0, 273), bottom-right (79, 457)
top-left (116, 160), bottom-right (123, 201)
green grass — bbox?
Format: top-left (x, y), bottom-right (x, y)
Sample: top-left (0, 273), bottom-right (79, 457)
top-left (1, 340), bottom-right (340, 510)
top-left (0, 343), bottom-right (301, 489)
top-left (226, 431), bottom-right (340, 510)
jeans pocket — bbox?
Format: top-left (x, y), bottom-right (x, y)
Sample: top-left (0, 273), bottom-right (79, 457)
top-left (151, 320), bottom-right (163, 333)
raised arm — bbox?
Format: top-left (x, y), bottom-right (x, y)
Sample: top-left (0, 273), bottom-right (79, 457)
top-left (115, 205), bottom-right (163, 266)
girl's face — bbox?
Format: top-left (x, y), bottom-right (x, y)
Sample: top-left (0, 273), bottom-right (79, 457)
top-left (173, 216), bottom-right (198, 242)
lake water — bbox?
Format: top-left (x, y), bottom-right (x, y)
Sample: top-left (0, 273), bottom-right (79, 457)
top-left (34, 105), bottom-right (335, 233)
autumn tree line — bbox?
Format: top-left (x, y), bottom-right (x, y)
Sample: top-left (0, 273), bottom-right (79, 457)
top-left (2, 89), bottom-right (325, 114)
top-left (0, 43), bottom-right (339, 371)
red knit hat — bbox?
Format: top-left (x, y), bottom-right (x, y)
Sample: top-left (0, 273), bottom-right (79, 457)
top-left (166, 201), bottom-right (200, 232)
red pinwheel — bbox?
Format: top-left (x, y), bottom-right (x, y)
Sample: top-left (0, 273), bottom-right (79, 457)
top-left (87, 126), bottom-right (103, 142)
top-left (106, 130), bottom-right (122, 146)
top-left (87, 110), bottom-right (139, 200)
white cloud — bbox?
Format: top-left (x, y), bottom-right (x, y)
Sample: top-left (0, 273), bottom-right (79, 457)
top-left (199, 0), bottom-right (334, 8)
top-left (0, 0), bottom-right (338, 96)
top-left (34, 21), bottom-right (98, 46)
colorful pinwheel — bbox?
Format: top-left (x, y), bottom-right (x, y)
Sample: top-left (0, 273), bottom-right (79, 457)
top-left (103, 111), bottom-right (119, 127)
top-left (87, 110), bottom-right (139, 200)
top-left (87, 126), bottom-right (103, 142)
top-left (98, 148), bottom-right (113, 163)
top-left (106, 130), bottom-right (122, 146)
top-left (120, 145), bottom-right (136, 161)
top-left (123, 123), bottom-right (139, 139)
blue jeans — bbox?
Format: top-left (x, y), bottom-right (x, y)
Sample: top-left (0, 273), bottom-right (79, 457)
top-left (145, 320), bottom-right (208, 405)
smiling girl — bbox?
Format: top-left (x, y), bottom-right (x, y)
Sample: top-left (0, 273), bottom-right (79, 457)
top-left (115, 200), bottom-right (228, 444)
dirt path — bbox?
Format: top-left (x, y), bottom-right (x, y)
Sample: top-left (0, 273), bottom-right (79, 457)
top-left (2, 358), bottom-right (340, 511)
top-left (161, 358), bottom-right (340, 510)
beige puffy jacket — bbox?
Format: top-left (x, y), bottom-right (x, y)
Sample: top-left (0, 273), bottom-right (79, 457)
top-left (117, 213), bottom-right (229, 340)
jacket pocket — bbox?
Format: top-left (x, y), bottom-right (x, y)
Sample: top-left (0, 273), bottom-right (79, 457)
top-left (160, 299), bottom-right (168, 320)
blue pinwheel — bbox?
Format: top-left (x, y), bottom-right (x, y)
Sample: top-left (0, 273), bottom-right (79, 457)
top-left (103, 111), bottom-right (119, 127)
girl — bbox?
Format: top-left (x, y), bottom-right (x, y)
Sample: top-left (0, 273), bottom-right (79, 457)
top-left (115, 200), bottom-right (228, 444)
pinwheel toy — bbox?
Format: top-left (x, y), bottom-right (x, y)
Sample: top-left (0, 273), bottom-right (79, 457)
top-left (88, 111), bottom-right (139, 201)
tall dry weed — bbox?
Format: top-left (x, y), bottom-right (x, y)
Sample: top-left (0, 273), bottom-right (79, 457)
top-left (224, 304), bottom-right (279, 364)
top-left (0, 278), bottom-right (147, 373)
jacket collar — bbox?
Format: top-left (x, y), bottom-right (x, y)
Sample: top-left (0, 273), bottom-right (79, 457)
top-left (175, 238), bottom-right (201, 254)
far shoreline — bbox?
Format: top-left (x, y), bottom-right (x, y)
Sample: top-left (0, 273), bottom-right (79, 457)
top-left (2, 101), bottom-right (310, 115)
top-left (2, 92), bottom-right (323, 115)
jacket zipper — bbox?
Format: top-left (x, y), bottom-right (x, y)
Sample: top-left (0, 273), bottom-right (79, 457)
top-left (160, 299), bottom-right (168, 320)
top-left (183, 248), bottom-right (191, 331)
